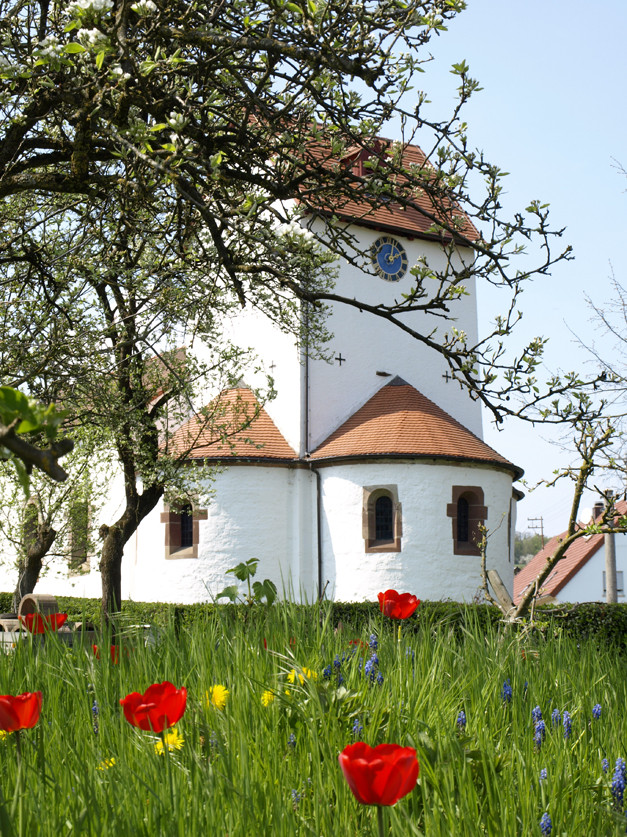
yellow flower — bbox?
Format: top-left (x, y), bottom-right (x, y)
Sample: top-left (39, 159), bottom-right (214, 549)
top-left (287, 667), bottom-right (318, 685)
top-left (287, 669), bottom-right (304, 685)
top-left (0, 731), bottom-right (8, 742)
top-left (261, 690), bottom-right (275, 707)
top-left (154, 727), bottom-right (185, 756)
top-left (206, 684), bottom-right (229, 710)
top-left (97, 757), bottom-right (116, 770)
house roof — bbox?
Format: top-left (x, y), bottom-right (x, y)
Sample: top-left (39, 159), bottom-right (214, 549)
top-left (167, 388), bottom-right (297, 461)
top-left (310, 377), bottom-right (521, 476)
top-left (513, 500), bottom-right (627, 603)
top-left (313, 140), bottom-right (479, 243)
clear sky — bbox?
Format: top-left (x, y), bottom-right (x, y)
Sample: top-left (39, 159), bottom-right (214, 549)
top-left (408, 0), bottom-right (627, 538)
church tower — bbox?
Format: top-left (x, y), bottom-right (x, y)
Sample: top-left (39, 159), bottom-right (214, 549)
top-left (124, 140), bottom-right (521, 605)
top-left (17, 141), bottom-right (522, 606)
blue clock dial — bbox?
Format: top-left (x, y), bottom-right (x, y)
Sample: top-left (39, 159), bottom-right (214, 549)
top-left (371, 236), bottom-right (408, 282)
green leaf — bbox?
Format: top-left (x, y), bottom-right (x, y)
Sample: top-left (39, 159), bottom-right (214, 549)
top-left (226, 558), bottom-right (259, 582)
top-left (64, 43), bottom-right (86, 54)
top-left (253, 579), bottom-right (277, 605)
top-left (95, 50), bottom-right (107, 70)
top-left (215, 585), bottom-right (239, 603)
top-left (0, 386), bottom-right (37, 429)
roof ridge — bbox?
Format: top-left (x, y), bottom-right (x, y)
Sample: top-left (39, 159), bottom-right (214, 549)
top-left (310, 379), bottom-right (521, 476)
top-left (168, 387), bottom-right (297, 461)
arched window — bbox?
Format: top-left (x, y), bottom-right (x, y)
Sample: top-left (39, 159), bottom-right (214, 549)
top-left (375, 495), bottom-right (394, 541)
top-left (447, 486), bottom-right (487, 556)
top-left (457, 497), bottom-right (469, 543)
top-left (362, 486), bottom-right (402, 553)
top-left (180, 503), bottom-right (194, 548)
top-left (161, 500), bottom-right (208, 559)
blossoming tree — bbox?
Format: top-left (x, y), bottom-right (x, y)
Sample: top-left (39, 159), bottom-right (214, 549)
top-left (0, 0), bottom-right (611, 616)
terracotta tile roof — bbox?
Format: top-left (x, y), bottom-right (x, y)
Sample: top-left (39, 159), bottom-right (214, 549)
top-left (168, 388), bottom-right (297, 461)
top-left (310, 139), bottom-right (479, 242)
top-left (513, 500), bottom-right (627, 603)
top-left (310, 377), bottom-right (521, 475)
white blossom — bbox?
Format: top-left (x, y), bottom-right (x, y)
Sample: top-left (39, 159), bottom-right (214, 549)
top-left (68, 0), bottom-right (113, 17)
top-left (110, 64), bottom-right (131, 79)
top-left (77, 28), bottom-right (108, 47)
top-left (277, 219), bottom-right (313, 240)
top-left (131, 0), bottom-right (157, 14)
top-left (168, 111), bottom-right (186, 131)
top-left (35, 35), bottom-right (63, 58)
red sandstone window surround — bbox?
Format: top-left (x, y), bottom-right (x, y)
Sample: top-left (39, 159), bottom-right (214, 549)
top-left (446, 486), bottom-right (487, 557)
top-left (160, 500), bottom-right (207, 559)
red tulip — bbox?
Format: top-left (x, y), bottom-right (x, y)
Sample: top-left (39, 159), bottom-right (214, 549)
top-left (19, 613), bottom-right (68, 633)
top-left (120, 681), bottom-right (187, 733)
top-left (92, 645), bottom-right (122, 663)
top-left (338, 742), bottom-right (419, 806)
top-left (0, 692), bottom-right (42, 732)
top-left (377, 590), bottom-right (420, 620)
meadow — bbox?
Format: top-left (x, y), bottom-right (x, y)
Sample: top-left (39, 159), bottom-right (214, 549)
top-left (0, 602), bottom-right (626, 836)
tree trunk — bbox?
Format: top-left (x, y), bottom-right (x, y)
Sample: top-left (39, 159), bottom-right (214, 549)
top-left (98, 485), bottom-right (164, 626)
top-left (99, 523), bottom-right (125, 621)
top-left (12, 522), bottom-right (57, 611)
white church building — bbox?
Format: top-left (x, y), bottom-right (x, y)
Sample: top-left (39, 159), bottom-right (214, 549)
top-left (3, 142), bottom-right (523, 605)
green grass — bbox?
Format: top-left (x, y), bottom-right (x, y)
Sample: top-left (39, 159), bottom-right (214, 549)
top-left (1, 604), bottom-right (626, 835)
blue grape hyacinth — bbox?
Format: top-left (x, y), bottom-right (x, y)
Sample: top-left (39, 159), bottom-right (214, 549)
top-left (612, 758), bottom-right (627, 807)
top-left (352, 717), bottom-right (363, 739)
top-left (562, 710), bottom-right (572, 740)
top-left (592, 703), bottom-right (602, 720)
top-left (501, 679), bottom-right (512, 703)
top-left (540, 812), bottom-right (552, 835)
top-left (456, 710), bottom-right (466, 731)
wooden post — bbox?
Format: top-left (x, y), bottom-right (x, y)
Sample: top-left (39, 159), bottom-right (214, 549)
top-left (487, 569), bottom-right (515, 613)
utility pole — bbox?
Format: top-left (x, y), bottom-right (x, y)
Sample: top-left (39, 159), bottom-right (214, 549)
top-left (605, 492), bottom-right (618, 603)
top-left (528, 517), bottom-right (545, 548)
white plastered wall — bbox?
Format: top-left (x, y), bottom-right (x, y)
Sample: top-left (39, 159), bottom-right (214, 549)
top-left (555, 534), bottom-right (627, 603)
top-left (198, 221), bottom-right (482, 460)
top-left (123, 464), bottom-right (318, 604)
top-left (306, 224), bottom-right (482, 450)
top-left (317, 459), bottom-right (515, 602)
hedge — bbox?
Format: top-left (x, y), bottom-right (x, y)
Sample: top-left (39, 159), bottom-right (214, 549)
top-left (2, 594), bottom-right (627, 647)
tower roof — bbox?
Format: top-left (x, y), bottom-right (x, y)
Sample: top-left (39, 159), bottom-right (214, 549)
top-left (168, 388), bottom-right (297, 461)
top-left (310, 377), bottom-right (522, 476)
top-left (314, 140), bottom-right (480, 242)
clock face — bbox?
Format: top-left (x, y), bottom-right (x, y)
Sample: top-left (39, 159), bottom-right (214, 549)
top-left (371, 236), bottom-right (408, 282)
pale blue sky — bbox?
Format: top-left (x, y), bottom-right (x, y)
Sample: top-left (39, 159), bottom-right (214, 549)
top-left (414, 1), bottom-right (627, 536)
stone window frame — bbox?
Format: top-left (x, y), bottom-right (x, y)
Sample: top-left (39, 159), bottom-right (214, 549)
top-left (160, 500), bottom-right (208, 559)
top-left (362, 485), bottom-right (402, 554)
top-left (446, 486), bottom-right (487, 556)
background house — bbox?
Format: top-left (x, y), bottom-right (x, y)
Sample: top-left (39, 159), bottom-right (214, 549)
top-left (513, 501), bottom-right (627, 604)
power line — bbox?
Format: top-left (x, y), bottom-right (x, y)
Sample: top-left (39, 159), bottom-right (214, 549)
top-left (527, 516), bottom-right (545, 548)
